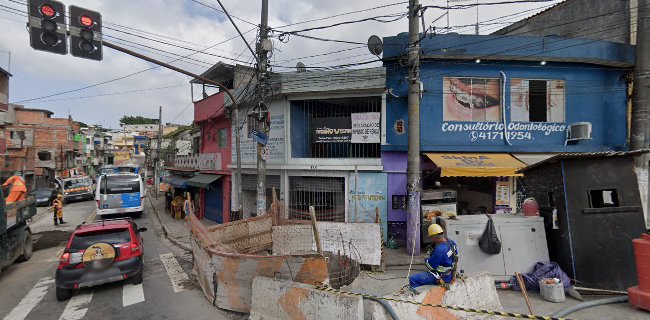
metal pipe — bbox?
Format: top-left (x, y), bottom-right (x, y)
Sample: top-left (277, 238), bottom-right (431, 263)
top-left (103, 40), bottom-right (243, 220)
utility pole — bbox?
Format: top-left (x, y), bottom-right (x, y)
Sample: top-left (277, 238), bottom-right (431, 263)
top-left (632, 0), bottom-right (650, 227)
top-left (255, 0), bottom-right (271, 217)
top-left (155, 106), bottom-right (162, 199)
top-left (406, 0), bottom-right (422, 255)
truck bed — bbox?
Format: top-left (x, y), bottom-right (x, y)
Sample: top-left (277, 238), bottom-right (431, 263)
top-left (2, 197), bottom-right (37, 232)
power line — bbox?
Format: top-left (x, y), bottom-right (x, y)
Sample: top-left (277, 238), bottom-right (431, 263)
top-left (188, 0), bottom-right (257, 27)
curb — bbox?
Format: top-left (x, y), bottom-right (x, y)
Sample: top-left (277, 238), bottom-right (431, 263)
top-left (148, 196), bottom-right (192, 252)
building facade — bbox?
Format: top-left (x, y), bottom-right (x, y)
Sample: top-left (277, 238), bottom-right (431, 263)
top-left (382, 33), bottom-right (635, 247)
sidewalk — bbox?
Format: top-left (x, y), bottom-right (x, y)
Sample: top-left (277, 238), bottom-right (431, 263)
top-left (145, 192), bottom-right (216, 251)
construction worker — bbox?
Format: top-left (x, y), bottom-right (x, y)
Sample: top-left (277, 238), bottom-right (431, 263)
top-left (405, 224), bottom-right (458, 292)
top-left (2, 171), bottom-right (27, 203)
top-left (52, 194), bottom-right (65, 225)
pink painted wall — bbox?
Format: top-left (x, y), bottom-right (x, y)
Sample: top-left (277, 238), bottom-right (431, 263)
top-left (194, 92), bottom-right (225, 123)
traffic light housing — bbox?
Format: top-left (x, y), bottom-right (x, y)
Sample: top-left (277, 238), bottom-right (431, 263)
top-left (27, 0), bottom-right (67, 55)
top-left (69, 5), bottom-right (102, 61)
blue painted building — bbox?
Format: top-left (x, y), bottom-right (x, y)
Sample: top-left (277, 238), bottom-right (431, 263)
top-left (382, 33), bottom-right (635, 248)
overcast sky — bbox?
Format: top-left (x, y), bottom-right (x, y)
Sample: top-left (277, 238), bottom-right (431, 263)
top-left (0, 0), bottom-right (564, 128)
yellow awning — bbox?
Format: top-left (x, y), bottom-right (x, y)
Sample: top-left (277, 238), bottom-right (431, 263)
top-left (425, 153), bottom-right (526, 177)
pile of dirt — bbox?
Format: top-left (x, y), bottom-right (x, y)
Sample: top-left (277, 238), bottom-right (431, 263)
top-left (33, 230), bottom-right (71, 251)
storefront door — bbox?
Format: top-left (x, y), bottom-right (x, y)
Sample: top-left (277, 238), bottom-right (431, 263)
top-left (204, 182), bottom-right (223, 223)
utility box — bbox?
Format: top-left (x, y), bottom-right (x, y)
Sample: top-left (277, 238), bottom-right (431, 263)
top-left (439, 215), bottom-right (549, 281)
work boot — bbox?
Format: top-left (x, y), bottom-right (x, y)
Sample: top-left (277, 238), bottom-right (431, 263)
top-left (59, 218), bottom-right (66, 224)
top-left (54, 218), bottom-right (58, 226)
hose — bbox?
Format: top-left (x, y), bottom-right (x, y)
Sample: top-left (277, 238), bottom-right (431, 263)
top-left (550, 296), bottom-right (628, 318)
top-left (351, 290), bottom-right (399, 320)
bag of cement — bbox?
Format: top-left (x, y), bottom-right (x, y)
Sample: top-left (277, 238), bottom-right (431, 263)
top-left (479, 216), bottom-right (502, 254)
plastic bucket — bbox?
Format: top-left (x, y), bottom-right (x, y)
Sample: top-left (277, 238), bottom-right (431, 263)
top-left (539, 279), bottom-right (565, 303)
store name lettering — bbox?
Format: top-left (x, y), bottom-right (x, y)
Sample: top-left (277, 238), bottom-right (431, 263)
top-left (441, 122), bottom-right (566, 141)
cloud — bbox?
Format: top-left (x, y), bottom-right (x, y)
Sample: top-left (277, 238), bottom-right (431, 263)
top-left (0, 0), bottom-right (561, 128)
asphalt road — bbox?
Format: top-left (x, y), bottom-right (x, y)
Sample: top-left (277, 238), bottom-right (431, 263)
top-left (0, 200), bottom-right (240, 320)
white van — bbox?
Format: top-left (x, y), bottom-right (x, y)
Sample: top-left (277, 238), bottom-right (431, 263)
top-left (95, 173), bottom-right (145, 217)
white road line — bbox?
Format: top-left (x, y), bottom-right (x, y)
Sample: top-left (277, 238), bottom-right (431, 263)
top-left (159, 253), bottom-right (189, 293)
top-left (122, 283), bottom-right (145, 307)
top-left (58, 292), bottom-right (92, 320)
top-left (3, 277), bottom-right (55, 320)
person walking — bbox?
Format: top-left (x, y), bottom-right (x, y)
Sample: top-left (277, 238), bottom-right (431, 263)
top-left (165, 187), bottom-right (173, 212)
top-left (52, 194), bottom-right (65, 225)
top-left (2, 171), bottom-right (27, 203)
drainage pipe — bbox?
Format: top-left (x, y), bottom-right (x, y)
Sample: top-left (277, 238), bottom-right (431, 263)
top-left (351, 290), bottom-right (399, 320)
top-left (550, 296), bottom-right (628, 318)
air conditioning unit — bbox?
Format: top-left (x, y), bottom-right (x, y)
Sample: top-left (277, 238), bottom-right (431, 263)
top-left (566, 122), bottom-right (592, 142)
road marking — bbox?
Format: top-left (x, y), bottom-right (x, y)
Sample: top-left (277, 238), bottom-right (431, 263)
top-left (3, 277), bottom-right (55, 320)
top-left (159, 253), bottom-right (189, 293)
top-left (58, 292), bottom-right (92, 320)
top-left (122, 283), bottom-right (145, 307)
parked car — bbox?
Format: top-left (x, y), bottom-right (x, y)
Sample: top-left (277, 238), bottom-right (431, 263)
top-left (61, 177), bottom-right (94, 203)
top-left (29, 188), bottom-right (59, 207)
top-left (55, 218), bottom-right (146, 301)
top-left (96, 173), bottom-right (145, 218)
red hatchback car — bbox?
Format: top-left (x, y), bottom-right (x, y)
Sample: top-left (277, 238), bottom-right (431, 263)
top-left (55, 218), bottom-right (146, 301)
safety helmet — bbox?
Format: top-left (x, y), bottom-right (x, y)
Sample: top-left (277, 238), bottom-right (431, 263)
top-left (428, 223), bottom-right (444, 237)
top-left (57, 194), bottom-right (62, 198)
top-left (14, 171), bottom-right (22, 176)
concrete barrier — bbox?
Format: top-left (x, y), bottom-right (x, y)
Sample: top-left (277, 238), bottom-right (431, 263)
top-left (250, 276), bottom-right (364, 320)
top-left (365, 272), bottom-right (502, 320)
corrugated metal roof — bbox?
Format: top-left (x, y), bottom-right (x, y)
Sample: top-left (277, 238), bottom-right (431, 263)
top-left (519, 149), bottom-right (650, 172)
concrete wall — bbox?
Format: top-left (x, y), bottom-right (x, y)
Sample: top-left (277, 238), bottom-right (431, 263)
top-left (250, 277), bottom-right (364, 320)
top-left (493, 0), bottom-right (632, 45)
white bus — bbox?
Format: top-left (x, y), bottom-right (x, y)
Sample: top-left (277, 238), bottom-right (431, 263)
top-left (95, 173), bottom-right (145, 217)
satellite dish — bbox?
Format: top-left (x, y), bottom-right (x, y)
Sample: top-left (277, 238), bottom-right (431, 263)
top-left (296, 62), bottom-right (306, 73)
top-left (367, 35), bottom-right (383, 56)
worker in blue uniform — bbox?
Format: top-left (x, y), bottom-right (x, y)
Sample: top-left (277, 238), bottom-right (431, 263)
top-left (406, 224), bottom-right (458, 292)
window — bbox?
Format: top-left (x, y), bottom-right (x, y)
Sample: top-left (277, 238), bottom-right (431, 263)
top-left (70, 229), bottom-right (131, 250)
top-left (443, 77), bottom-right (501, 122)
top-left (589, 189), bottom-right (619, 208)
top-left (511, 79), bottom-right (565, 122)
top-left (38, 151), bottom-right (52, 161)
top-left (217, 128), bottom-right (228, 148)
top-left (392, 195), bottom-right (407, 210)
top-left (288, 176), bottom-right (345, 222)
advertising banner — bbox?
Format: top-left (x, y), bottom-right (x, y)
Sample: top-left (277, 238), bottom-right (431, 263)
top-left (351, 112), bottom-right (380, 143)
top-left (312, 117), bottom-right (351, 143)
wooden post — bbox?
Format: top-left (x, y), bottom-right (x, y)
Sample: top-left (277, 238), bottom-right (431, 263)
top-left (515, 272), bottom-right (534, 315)
top-left (308, 206), bottom-right (323, 255)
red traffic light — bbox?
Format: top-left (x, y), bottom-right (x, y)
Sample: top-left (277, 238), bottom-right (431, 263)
top-left (80, 15), bottom-right (94, 28)
top-left (39, 4), bottom-right (56, 18)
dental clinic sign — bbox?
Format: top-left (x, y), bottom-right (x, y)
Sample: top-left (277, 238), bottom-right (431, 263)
top-left (442, 122), bottom-right (566, 142)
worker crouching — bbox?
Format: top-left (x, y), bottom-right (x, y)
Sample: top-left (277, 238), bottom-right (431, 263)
top-left (405, 224), bottom-right (458, 293)
top-left (2, 171), bottom-right (27, 203)
top-left (52, 194), bottom-right (66, 225)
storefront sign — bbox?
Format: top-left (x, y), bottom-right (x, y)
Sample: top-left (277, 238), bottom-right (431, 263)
top-left (441, 122), bottom-right (566, 142)
top-left (250, 129), bottom-right (268, 146)
top-left (114, 152), bottom-right (130, 166)
top-left (351, 112), bottom-right (380, 143)
top-left (199, 153), bottom-right (222, 171)
top-left (313, 117), bottom-right (351, 143)
top-left (495, 180), bottom-right (510, 206)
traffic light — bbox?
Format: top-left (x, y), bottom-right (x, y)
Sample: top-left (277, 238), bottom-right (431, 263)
top-left (27, 0), bottom-right (67, 55)
top-left (69, 5), bottom-right (102, 61)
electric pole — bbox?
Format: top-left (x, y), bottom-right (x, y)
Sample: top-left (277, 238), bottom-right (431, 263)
top-left (407, 0), bottom-right (422, 255)
top-left (155, 106), bottom-right (162, 199)
top-left (255, 0), bottom-right (271, 217)
top-left (632, 0), bottom-right (650, 226)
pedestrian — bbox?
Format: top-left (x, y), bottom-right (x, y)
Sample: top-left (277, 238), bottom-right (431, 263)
top-left (165, 187), bottom-right (173, 212)
top-left (403, 224), bottom-right (458, 293)
top-left (2, 171), bottom-right (27, 203)
top-left (183, 192), bottom-right (195, 218)
top-left (52, 194), bottom-right (66, 225)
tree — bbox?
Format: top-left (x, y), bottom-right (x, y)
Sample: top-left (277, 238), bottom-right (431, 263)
top-left (119, 115), bottom-right (159, 125)
top-left (75, 121), bottom-right (89, 128)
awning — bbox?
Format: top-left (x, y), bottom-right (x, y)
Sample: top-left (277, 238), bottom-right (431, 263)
top-left (425, 153), bottom-right (526, 177)
top-left (186, 174), bottom-right (223, 188)
top-left (162, 175), bottom-right (191, 189)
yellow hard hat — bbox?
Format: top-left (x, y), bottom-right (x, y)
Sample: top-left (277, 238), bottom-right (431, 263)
top-left (57, 194), bottom-right (62, 198)
top-left (428, 223), bottom-right (444, 236)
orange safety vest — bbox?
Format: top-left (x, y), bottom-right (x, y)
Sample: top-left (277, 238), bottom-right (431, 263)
top-left (2, 176), bottom-right (27, 193)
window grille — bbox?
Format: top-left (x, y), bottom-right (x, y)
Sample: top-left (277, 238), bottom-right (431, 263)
top-left (288, 176), bottom-right (345, 222)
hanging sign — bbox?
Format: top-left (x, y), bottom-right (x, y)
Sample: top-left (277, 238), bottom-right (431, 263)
top-left (351, 112), bottom-right (380, 143)
top-left (313, 117), bottom-right (351, 143)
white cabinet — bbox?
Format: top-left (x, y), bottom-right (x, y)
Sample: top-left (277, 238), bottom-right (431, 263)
top-left (439, 215), bottom-right (549, 281)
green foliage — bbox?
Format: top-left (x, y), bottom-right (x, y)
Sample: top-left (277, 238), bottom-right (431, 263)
top-left (119, 115), bottom-right (159, 125)
top-left (75, 121), bottom-right (89, 128)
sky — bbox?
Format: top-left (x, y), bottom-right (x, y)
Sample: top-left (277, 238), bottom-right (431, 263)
top-left (0, 0), bottom-right (564, 128)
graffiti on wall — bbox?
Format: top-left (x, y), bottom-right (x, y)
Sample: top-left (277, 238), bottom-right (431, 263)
top-left (348, 172), bottom-right (388, 240)
top-left (236, 113), bottom-right (285, 163)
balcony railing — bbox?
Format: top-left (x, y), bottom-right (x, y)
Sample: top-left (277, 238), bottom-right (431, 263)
top-left (171, 154), bottom-right (198, 169)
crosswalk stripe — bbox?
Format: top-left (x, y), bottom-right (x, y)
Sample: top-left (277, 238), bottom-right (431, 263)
top-left (3, 277), bottom-right (55, 320)
top-left (58, 292), bottom-right (92, 320)
top-left (122, 284), bottom-right (145, 307)
top-left (159, 253), bottom-right (189, 293)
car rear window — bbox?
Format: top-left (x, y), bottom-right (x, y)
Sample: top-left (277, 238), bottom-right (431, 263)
top-left (100, 176), bottom-right (140, 194)
top-left (69, 228), bottom-right (132, 250)
top-left (64, 178), bottom-right (90, 189)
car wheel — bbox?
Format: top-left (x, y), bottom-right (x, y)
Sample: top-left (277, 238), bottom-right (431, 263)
top-left (131, 269), bottom-right (143, 284)
top-left (56, 287), bottom-right (72, 301)
top-left (17, 231), bottom-right (33, 262)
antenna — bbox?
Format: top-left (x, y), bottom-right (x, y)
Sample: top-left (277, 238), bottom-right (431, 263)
top-left (367, 35), bottom-right (383, 56)
top-left (296, 62), bottom-right (306, 73)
